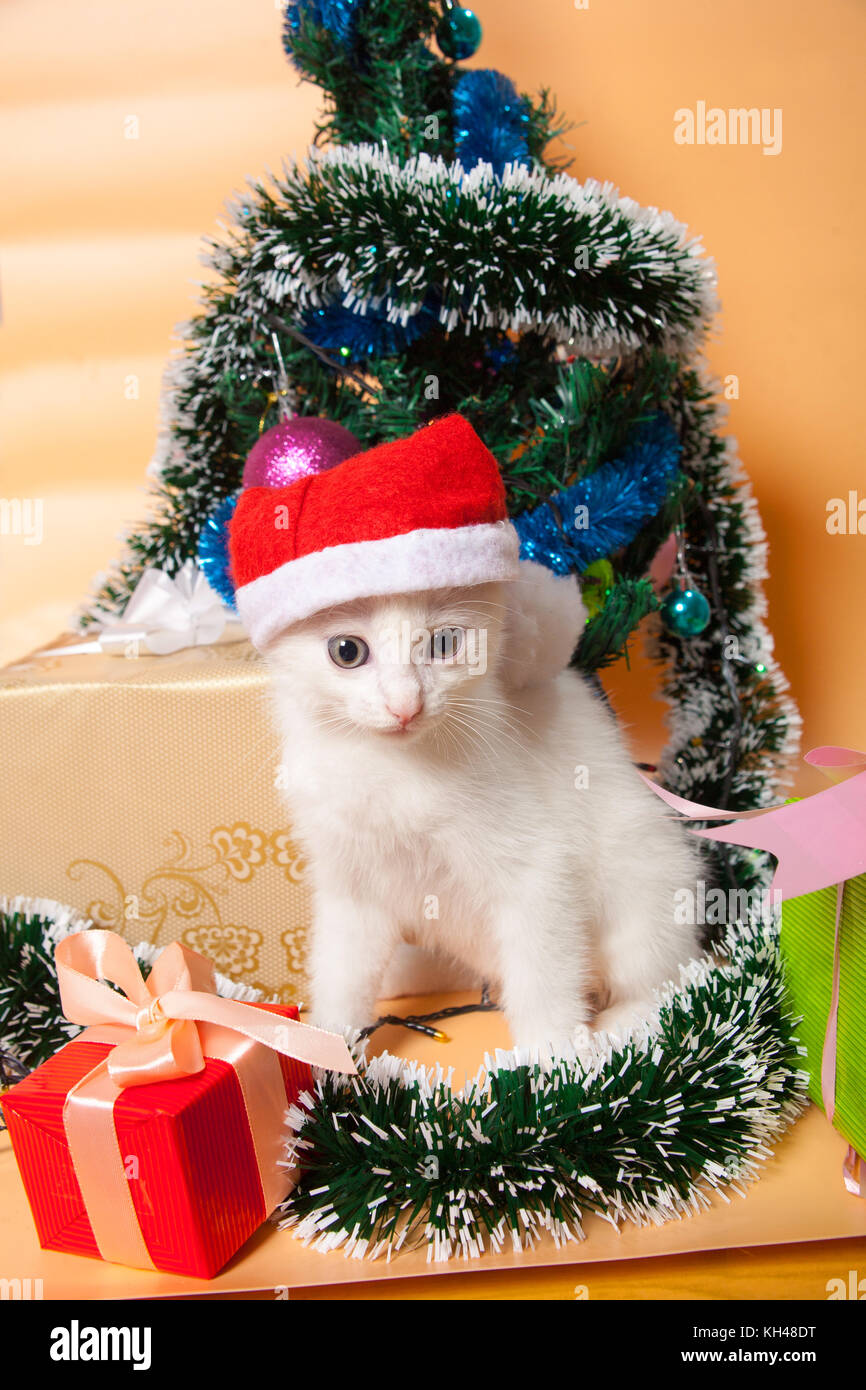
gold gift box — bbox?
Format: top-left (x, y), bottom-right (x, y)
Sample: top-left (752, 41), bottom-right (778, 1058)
top-left (0, 637), bottom-right (312, 1003)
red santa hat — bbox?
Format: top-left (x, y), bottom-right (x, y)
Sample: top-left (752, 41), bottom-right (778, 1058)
top-left (229, 413), bottom-right (520, 651)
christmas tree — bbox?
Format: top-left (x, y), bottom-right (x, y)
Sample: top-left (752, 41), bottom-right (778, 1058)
top-left (84, 0), bottom-right (799, 886)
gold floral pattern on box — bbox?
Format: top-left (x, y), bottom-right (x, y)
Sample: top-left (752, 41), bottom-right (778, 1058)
top-left (269, 830), bottom-right (307, 883)
top-left (282, 925), bottom-right (306, 977)
top-left (66, 822), bottom-right (310, 993)
top-left (180, 923), bottom-right (263, 978)
top-left (210, 824), bottom-right (267, 882)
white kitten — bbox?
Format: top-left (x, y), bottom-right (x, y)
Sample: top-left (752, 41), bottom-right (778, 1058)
top-left (264, 563), bottom-right (703, 1052)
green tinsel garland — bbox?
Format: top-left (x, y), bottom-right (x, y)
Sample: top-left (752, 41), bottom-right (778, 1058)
top-left (222, 145), bottom-right (716, 351)
top-left (0, 896), bottom-right (93, 1073)
top-left (278, 917), bottom-right (809, 1261)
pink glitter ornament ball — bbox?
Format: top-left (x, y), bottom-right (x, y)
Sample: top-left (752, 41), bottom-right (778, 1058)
top-left (242, 416), bottom-right (361, 489)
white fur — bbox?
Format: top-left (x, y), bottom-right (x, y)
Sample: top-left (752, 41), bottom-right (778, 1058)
top-left (498, 561), bottom-right (587, 690)
top-left (264, 565), bottom-right (703, 1052)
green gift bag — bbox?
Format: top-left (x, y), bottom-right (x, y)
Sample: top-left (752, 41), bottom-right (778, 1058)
top-left (781, 873), bottom-right (866, 1160)
top-left (645, 741), bottom-right (866, 1192)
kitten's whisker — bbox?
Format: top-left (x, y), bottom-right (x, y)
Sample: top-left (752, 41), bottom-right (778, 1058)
top-left (309, 713), bottom-right (358, 746)
top-left (449, 696), bottom-right (537, 723)
top-left (239, 723), bottom-right (291, 782)
top-left (434, 717), bottom-right (462, 765)
top-left (439, 708), bottom-right (498, 770)
top-left (445, 705), bottom-right (550, 771)
top-left (448, 699), bottom-right (539, 742)
top-left (449, 709), bottom-right (538, 750)
top-left (442, 708), bottom-right (515, 776)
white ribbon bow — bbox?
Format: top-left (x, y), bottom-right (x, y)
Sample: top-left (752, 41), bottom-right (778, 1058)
top-left (97, 561), bottom-right (227, 655)
top-left (37, 562), bottom-right (236, 660)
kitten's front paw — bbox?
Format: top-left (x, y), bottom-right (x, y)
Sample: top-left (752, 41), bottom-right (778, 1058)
top-left (512, 1025), bottom-right (587, 1072)
top-left (592, 999), bottom-right (658, 1047)
top-left (570, 1023), bottom-right (598, 1072)
top-left (306, 1009), bottom-right (370, 1047)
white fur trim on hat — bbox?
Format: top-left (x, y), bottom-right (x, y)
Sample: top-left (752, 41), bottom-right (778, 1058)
top-left (236, 521), bottom-right (521, 651)
top-left (499, 561), bottom-right (587, 691)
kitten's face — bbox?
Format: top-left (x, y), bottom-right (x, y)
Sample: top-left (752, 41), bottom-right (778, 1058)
top-left (266, 584), bottom-right (505, 743)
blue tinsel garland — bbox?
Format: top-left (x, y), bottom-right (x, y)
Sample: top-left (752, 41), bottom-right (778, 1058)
top-left (513, 413), bottom-right (682, 575)
top-left (484, 337), bottom-right (518, 371)
top-left (283, 0), bottom-right (367, 64)
top-left (197, 493), bottom-right (240, 610)
top-left (453, 69), bottom-right (531, 177)
top-left (303, 298), bottom-right (439, 363)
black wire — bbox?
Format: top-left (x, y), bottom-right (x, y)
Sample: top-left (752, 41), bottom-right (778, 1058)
top-left (262, 313), bottom-right (373, 395)
top-left (0, 1048), bottom-right (27, 1087)
top-left (0, 1049), bottom-right (28, 1127)
top-left (358, 985), bottom-right (497, 1041)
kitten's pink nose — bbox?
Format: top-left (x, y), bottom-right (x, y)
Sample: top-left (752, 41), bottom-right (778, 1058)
top-left (386, 692), bottom-right (423, 728)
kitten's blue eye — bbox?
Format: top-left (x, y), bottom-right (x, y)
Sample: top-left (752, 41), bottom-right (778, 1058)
top-left (328, 636), bottom-right (369, 669)
top-left (431, 627), bottom-right (464, 661)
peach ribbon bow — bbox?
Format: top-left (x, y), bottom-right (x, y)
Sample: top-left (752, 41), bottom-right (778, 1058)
top-left (55, 929), bottom-right (355, 1082)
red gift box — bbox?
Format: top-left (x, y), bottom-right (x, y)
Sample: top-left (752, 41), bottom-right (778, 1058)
top-left (2, 1001), bottom-right (312, 1279)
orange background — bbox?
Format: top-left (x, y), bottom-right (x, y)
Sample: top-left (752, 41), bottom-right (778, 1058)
top-left (1, 0), bottom-right (864, 760)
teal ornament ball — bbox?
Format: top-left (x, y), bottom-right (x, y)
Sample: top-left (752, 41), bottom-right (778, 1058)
top-left (661, 584), bottom-right (712, 636)
top-left (436, 6), bottom-right (482, 60)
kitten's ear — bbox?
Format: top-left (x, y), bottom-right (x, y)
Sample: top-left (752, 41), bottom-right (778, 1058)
top-left (499, 561), bottom-right (588, 690)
